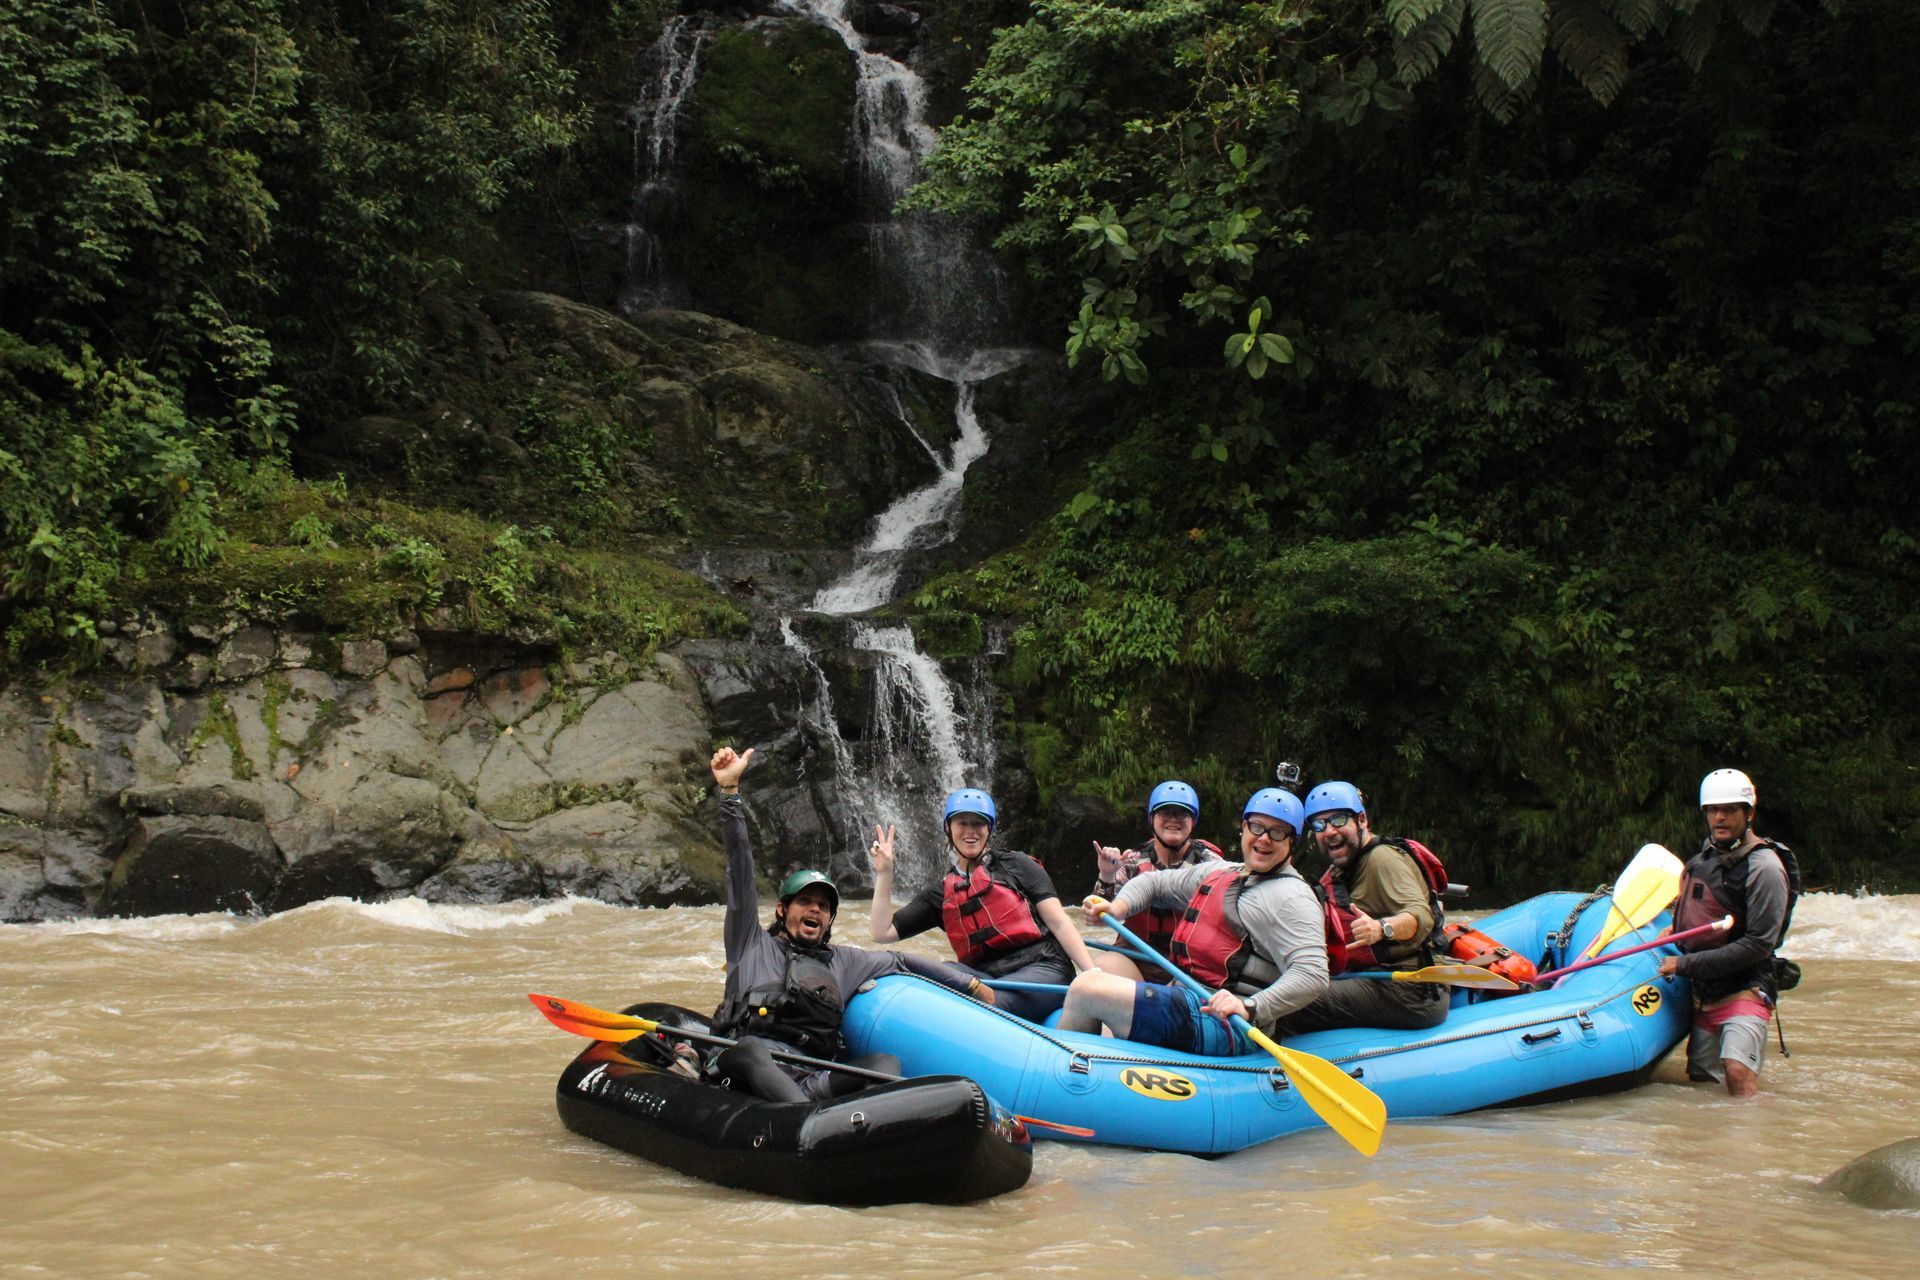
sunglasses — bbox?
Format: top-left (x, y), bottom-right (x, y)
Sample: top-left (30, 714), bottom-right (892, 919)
top-left (1309, 812), bottom-right (1356, 833)
top-left (1242, 819), bottom-right (1294, 843)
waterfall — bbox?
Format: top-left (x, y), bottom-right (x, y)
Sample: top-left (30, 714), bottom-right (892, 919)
top-left (635, 2), bottom-right (1029, 889)
top-left (810, 348), bottom-right (1004, 615)
top-left (616, 15), bottom-right (712, 315)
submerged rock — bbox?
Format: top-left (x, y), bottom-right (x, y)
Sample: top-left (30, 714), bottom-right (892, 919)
top-left (1823, 1137), bottom-right (1920, 1210)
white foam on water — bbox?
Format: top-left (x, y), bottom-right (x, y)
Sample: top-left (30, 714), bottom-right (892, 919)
top-left (272, 895), bottom-right (609, 935)
top-left (1, 912), bottom-right (245, 943)
top-left (1781, 890), bottom-right (1920, 962)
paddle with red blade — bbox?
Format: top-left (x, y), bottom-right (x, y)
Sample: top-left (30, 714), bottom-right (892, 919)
top-left (527, 994), bottom-right (1095, 1137)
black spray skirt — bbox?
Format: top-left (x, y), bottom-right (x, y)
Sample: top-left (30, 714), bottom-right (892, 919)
top-left (554, 1004), bottom-right (1033, 1205)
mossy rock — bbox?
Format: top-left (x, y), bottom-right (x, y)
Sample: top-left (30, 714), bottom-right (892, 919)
top-left (665, 18), bottom-right (870, 342)
top-left (692, 22), bottom-right (855, 191)
top-left (909, 608), bottom-right (984, 659)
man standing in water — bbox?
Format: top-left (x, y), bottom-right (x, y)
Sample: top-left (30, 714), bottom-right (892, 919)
top-left (706, 746), bottom-right (992, 1102)
top-left (1658, 768), bottom-right (1798, 1098)
top-left (1088, 780), bottom-right (1224, 978)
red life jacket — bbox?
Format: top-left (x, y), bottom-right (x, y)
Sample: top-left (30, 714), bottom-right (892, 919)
top-left (1166, 867), bottom-right (1257, 989)
top-left (1117, 838), bottom-right (1224, 959)
top-left (940, 858), bottom-right (1046, 968)
top-left (1320, 836), bottom-right (1449, 975)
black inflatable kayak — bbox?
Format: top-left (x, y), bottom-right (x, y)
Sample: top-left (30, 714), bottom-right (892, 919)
top-left (554, 1004), bottom-right (1032, 1205)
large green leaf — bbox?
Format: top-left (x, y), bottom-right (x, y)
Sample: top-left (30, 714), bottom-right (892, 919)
top-left (1393, 0), bottom-right (1468, 83)
top-left (1470, 0), bottom-right (1552, 92)
top-left (1553, 0), bottom-right (1632, 106)
top-left (1671, 0), bottom-right (1725, 72)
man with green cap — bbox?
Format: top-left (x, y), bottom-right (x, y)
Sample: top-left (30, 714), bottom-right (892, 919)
top-left (705, 746), bottom-right (994, 1102)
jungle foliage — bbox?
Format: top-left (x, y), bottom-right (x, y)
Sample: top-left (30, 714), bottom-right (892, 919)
top-left (910, 0), bottom-right (1918, 891)
top-left (0, 0), bottom-right (678, 659)
top-left (3, 1), bottom-right (1915, 891)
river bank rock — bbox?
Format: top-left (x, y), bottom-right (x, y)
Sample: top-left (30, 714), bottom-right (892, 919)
top-left (1823, 1137), bottom-right (1920, 1210)
top-left (0, 633), bottom-right (731, 921)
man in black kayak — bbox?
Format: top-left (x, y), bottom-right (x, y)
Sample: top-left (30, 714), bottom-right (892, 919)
top-left (706, 746), bottom-right (995, 1103)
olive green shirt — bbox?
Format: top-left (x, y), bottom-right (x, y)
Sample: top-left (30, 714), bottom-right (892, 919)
top-left (1339, 839), bottom-right (1435, 966)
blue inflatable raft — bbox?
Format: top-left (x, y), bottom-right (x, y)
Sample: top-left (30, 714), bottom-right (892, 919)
top-left (841, 891), bottom-right (1692, 1155)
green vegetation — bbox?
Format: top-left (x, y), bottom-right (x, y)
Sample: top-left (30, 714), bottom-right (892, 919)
top-left (3, 1), bottom-right (1915, 893)
top-left (0, 0), bottom-right (740, 664)
top-left (907, 1), bottom-right (1919, 892)
top-left (116, 467), bottom-right (745, 660)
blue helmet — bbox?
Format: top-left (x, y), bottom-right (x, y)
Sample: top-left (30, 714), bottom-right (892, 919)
top-left (1147, 780), bottom-right (1200, 821)
top-left (1242, 788), bottom-right (1305, 835)
top-left (943, 788), bottom-right (997, 831)
top-left (1303, 780), bottom-right (1366, 821)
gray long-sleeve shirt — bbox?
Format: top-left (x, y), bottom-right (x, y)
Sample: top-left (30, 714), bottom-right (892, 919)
top-left (1113, 860), bottom-right (1331, 1031)
top-left (717, 795), bottom-right (977, 1028)
top-left (1668, 831), bottom-right (1789, 995)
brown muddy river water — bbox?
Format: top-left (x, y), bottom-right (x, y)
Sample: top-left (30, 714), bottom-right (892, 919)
top-left (5, 892), bottom-right (1918, 1278)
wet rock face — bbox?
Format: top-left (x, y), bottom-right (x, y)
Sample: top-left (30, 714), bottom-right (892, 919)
top-left (1824, 1137), bottom-right (1920, 1210)
top-left (0, 635), bottom-right (732, 921)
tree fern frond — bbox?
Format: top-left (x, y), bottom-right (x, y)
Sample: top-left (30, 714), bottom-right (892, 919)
top-left (1553, 0), bottom-right (1631, 106)
top-left (1385, 0), bottom-right (1452, 39)
top-left (1670, 0), bottom-right (1724, 73)
top-left (1730, 0), bottom-right (1782, 36)
top-left (1470, 0), bottom-right (1551, 92)
top-left (1603, 0), bottom-right (1666, 39)
top-left (1393, 0), bottom-right (1468, 84)
top-left (1470, 49), bottom-right (1535, 122)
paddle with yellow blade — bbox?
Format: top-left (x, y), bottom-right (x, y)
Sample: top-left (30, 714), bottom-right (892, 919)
top-left (1097, 918), bottom-right (1388, 1157)
top-left (1334, 963), bottom-right (1521, 992)
top-left (526, 994), bottom-right (1096, 1138)
top-left (1577, 843), bottom-right (1685, 961)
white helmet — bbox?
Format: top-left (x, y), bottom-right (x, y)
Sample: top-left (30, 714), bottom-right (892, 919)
top-left (1699, 768), bottom-right (1756, 809)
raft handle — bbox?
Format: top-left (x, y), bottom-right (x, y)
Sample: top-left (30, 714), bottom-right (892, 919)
top-left (1521, 1029), bottom-right (1564, 1045)
top-left (1069, 1053), bottom-right (1092, 1076)
top-left (1266, 1069), bottom-right (1291, 1094)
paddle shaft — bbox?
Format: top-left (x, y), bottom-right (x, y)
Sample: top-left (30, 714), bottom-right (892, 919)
top-left (529, 995), bottom-right (1096, 1137)
top-left (1335, 966), bottom-right (1520, 990)
top-left (1100, 917), bottom-right (1386, 1154)
top-left (980, 979), bottom-right (1072, 995)
top-left (1531, 915), bottom-right (1731, 985)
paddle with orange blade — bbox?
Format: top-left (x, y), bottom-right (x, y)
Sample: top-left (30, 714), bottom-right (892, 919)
top-left (527, 994), bottom-right (1095, 1138)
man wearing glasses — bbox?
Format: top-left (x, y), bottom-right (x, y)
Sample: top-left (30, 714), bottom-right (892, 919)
top-left (1273, 780), bottom-right (1450, 1035)
top-left (1061, 788), bottom-right (1329, 1054)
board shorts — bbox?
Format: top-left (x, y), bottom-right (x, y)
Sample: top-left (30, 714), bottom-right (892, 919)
top-left (1128, 981), bottom-right (1252, 1057)
top-left (1687, 993), bottom-right (1772, 1080)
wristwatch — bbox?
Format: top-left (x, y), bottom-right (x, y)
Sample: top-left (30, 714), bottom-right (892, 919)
top-left (1380, 918), bottom-right (1398, 942)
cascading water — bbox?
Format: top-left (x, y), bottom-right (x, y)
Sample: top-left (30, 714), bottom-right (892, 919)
top-left (636, 2), bottom-right (1028, 888)
top-left (616, 15), bottom-right (712, 315)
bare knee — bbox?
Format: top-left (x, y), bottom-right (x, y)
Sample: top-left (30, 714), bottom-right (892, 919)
top-left (1723, 1059), bottom-right (1760, 1098)
top-left (1061, 971), bottom-right (1135, 1035)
